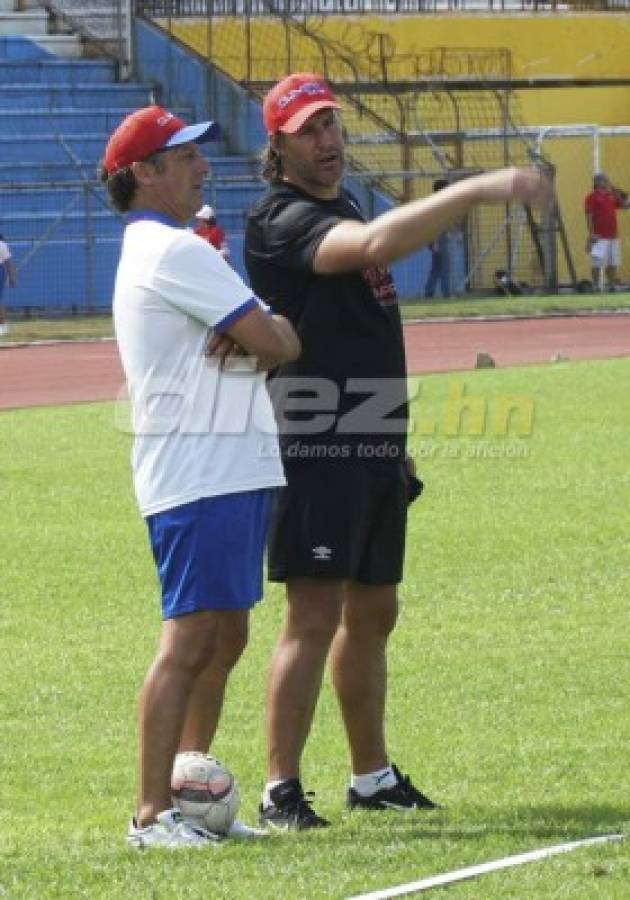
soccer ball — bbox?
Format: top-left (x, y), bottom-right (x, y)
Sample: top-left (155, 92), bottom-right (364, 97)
top-left (171, 752), bottom-right (240, 835)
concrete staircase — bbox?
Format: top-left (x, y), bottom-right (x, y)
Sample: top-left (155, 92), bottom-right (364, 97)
top-left (0, 0), bottom-right (83, 57)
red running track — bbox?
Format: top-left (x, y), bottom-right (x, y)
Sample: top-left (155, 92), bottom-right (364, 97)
top-left (1, 315), bottom-right (629, 411)
top-left (403, 314), bottom-right (630, 374)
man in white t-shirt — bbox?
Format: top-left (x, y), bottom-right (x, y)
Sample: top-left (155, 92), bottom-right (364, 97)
top-left (0, 235), bottom-right (17, 336)
top-left (100, 105), bottom-right (300, 849)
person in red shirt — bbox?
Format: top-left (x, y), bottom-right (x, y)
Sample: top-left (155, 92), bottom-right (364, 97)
top-left (194, 204), bottom-right (230, 261)
top-left (585, 173), bottom-right (629, 291)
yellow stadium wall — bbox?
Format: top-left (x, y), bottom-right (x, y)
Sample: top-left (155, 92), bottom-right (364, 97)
top-left (166, 15), bottom-right (630, 125)
top-left (349, 15), bottom-right (630, 78)
top-left (302, 15), bottom-right (630, 126)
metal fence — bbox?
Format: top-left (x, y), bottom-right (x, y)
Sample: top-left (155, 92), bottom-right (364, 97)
top-left (137, 0), bottom-right (630, 12)
top-left (2, 181), bottom-right (123, 314)
top-left (2, 172), bottom-right (262, 314)
top-left (6, 127), bottom-right (629, 316)
top-left (347, 128), bottom-right (630, 293)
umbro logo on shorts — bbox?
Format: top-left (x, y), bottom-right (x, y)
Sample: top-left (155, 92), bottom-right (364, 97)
top-left (312, 545), bottom-right (332, 561)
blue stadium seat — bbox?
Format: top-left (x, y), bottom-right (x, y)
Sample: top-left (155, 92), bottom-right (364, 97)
top-left (0, 85), bottom-right (152, 110)
top-left (7, 213), bottom-right (124, 241)
top-left (1, 108), bottom-right (193, 136)
top-left (0, 59), bottom-right (115, 84)
top-left (0, 133), bottom-right (112, 164)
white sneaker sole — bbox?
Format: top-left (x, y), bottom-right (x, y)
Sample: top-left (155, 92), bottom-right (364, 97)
top-left (127, 836), bottom-right (218, 850)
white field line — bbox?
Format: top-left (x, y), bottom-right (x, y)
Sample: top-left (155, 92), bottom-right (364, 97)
top-left (347, 833), bottom-right (625, 900)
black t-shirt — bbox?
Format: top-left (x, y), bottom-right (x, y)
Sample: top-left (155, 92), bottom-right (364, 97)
top-left (245, 181), bottom-right (408, 462)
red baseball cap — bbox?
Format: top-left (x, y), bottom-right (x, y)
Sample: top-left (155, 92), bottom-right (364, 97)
top-left (102, 105), bottom-right (220, 175)
top-left (263, 73), bottom-right (341, 136)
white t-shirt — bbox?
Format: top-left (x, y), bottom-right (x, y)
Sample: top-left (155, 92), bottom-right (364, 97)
top-left (0, 240), bottom-right (11, 264)
top-left (113, 214), bottom-right (285, 517)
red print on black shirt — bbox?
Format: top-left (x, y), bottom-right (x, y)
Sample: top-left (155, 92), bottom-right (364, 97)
top-left (361, 265), bottom-right (398, 307)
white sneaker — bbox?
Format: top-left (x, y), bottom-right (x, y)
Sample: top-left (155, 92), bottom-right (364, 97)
top-left (126, 808), bottom-right (221, 849)
top-left (225, 819), bottom-right (267, 840)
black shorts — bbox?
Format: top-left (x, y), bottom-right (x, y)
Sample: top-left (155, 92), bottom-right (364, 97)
top-left (268, 459), bottom-right (408, 585)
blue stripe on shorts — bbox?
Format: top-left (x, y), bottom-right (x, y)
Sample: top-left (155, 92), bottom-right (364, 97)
top-left (146, 489), bottom-right (273, 620)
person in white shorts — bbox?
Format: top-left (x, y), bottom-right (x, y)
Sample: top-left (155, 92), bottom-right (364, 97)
top-left (585, 173), bottom-right (630, 291)
top-left (100, 105), bottom-right (300, 849)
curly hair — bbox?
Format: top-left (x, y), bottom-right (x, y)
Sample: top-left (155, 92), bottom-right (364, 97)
top-left (260, 143), bottom-right (283, 184)
top-left (100, 165), bottom-right (136, 212)
top-left (100, 152), bottom-right (167, 213)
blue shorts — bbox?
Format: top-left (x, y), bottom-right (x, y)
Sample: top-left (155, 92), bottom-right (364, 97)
top-left (146, 490), bottom-right (273, 620)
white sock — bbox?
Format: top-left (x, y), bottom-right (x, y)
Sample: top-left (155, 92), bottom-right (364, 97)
top-left (351, 765), bottom-right (396, 797)
top-left (262, 779), bottom-right (286, 807)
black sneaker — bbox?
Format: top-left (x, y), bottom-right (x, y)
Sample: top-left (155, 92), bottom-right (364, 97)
top-left (259, 779), bottom-right (330, 831)
top-left (347, 764), bottom-right (439, 811)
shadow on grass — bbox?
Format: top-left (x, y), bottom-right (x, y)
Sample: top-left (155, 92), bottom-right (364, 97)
top-left (245, 804), bottom-right (629, 850)
top-left (373, 804), bottom-right (629, 844)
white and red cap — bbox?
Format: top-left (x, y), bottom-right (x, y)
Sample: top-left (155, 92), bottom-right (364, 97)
top-left (263, 73), bottom-right (341, 136)
top-left (103, 105), bottom-right (220, 175)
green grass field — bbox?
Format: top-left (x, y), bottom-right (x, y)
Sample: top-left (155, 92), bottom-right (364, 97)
top-left (401, 290), bottom-right (630, 320)
top-left (1, 291), bottom-right (629, 344)
top-left (2, 358), bottom-right (630, 898)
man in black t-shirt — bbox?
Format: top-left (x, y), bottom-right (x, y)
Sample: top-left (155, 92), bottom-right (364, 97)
top-left (239, 73), bottom-right (552, 830)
